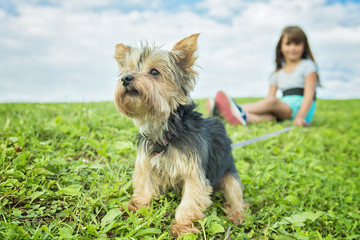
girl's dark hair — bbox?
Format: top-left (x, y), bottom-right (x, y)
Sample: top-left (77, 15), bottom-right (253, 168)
top-left (275, 26), bottom-right (320, 85)
top-left (275, 26), bottom-right (315, 71)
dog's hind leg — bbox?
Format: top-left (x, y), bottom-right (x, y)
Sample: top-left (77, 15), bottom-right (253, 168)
top-left (219, 171), bottom-right (248, 225)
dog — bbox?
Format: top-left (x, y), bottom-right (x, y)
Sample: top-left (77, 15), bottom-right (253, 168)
top-left (114, 33), bottom-right (247, 237)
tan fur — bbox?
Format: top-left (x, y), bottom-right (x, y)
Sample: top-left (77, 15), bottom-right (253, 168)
top-left (172, 33), bottom-right (199, 70)
top-left (134, 140), bottom-right (208, 195)
top-left (114, 34), bottom-right (199, 144)
top-left (114, 34), bottom-right (247, 237)
top-left (171, 175), bottom-right (212, 236)
top-left (218, 172), bottom-right (249, 225)
top-left (125, 137), bottom-right (213, 237)
top-left (115, 43), bottom-right (130, 68)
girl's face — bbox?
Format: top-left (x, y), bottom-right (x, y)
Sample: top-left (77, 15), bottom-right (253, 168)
top-left (281, 34), bottom-right (305, 62)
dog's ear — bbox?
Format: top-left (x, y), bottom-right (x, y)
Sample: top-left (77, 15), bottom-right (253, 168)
top-left (115, 44), bottom-right (130, 67)
top-left (171, 33), bottom-right (199, 69)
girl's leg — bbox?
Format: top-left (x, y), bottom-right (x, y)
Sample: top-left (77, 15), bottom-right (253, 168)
top-left (241, 97), bottom-right (292, 120)
top-left (246, 113), bottom-right (274, 123)
top-left (212, 91), bottom-right (292, 125)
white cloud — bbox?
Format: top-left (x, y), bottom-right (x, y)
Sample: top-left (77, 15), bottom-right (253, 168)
top-left (0, 0), bottom-right (359, 102)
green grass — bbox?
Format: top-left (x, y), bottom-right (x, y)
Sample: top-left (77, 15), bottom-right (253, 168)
top-left (0, 99), bottom-right (359, 239)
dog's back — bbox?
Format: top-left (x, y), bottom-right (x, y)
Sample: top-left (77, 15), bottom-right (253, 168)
top-left (168, 102), bottom-right (237, 187)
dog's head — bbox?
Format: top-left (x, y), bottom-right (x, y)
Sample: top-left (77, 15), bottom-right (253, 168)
top-left (114, 34), bottom-right (199, 124)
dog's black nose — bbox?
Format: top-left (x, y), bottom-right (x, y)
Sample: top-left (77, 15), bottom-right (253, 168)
top-left (121, 75), bottom-right (134, 86)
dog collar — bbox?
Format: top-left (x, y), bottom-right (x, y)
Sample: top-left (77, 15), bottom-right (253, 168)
top-left (153, 132), bottom-right (172, 155)
top-left (152, 109), bottom-right (184, 155)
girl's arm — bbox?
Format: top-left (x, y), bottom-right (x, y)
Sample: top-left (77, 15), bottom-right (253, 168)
top-left (293, 72), bottom-right (317, 126)
top-left (267, 84), bottom-right (278, 97)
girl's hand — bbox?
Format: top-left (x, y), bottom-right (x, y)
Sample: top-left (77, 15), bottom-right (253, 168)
top-left (293, 117), bottom-right (306, 126)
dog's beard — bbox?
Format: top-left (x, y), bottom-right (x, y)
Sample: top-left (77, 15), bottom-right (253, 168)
top-left (115, 84), bottom-right (145, 117)
top-left (115, 83), bottom-right (173, 124)
top-left (124, 85), bottom-right (139, 97)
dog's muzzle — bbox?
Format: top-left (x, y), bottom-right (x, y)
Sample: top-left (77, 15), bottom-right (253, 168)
top-left (122, 75), bottom-right (134, 87)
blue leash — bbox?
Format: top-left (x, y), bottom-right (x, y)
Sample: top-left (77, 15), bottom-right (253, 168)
top-left (231, 126), bottom-right (294, 149)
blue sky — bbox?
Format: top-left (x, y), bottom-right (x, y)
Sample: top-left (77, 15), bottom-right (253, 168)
top-left (0, 0), bottom-right (360, 102)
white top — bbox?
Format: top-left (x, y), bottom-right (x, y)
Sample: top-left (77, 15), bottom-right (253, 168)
top-left (269, 59), bottom-right (318, 92)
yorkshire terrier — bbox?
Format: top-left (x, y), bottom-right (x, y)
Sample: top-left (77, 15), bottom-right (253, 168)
top-left (114, 33), bottom-right (247, 237)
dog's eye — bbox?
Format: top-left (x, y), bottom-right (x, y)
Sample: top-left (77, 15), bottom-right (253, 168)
top-left (150, 69), bottom-right (160, 76)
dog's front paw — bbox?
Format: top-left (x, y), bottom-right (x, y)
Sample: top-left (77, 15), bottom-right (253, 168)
top-left (170, 223), bottom-right (200, 237)
top-left (227, 210), bottom-right (246, 226)
top-left (119, 202), bottom-right (139, 214)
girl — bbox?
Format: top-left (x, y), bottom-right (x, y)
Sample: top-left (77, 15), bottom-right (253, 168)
top-left (207, 26), bottom-right (319, 126)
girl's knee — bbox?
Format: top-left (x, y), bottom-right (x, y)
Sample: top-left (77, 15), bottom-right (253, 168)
top-left (265, 96), bottom-right (278, 106)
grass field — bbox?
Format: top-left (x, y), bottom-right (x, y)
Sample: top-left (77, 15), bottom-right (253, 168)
top-left (1, 99), bottom-right (359, 239)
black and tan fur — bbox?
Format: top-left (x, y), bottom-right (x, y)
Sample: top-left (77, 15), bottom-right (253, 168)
top-left (114, 34), bottom-right (248, 237)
